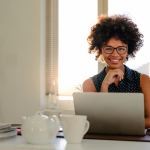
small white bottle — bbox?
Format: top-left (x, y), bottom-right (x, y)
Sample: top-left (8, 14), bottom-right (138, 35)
top-left (48, 79), bottom-right (57, 109)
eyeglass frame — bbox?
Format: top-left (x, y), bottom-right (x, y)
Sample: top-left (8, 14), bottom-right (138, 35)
top-left (102, 46), bottom-right (128, 55)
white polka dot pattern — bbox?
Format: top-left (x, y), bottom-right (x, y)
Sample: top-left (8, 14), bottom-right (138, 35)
top-left (91, 65), bottom-right (142, 93)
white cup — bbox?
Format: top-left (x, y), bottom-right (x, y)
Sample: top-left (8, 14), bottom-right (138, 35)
top-left (60, 115), bottom-right (90, 144)
top-left (43, 110), bottom-right (62, 120)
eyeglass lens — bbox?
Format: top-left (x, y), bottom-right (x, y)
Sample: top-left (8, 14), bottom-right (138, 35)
top-left (104, 46), bottom-right (127, 54)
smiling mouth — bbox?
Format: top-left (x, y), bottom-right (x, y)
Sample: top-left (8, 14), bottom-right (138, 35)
top-left (109, 59), bottom-right (121, 62)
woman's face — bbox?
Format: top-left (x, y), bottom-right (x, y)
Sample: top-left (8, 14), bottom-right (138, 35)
top-left (101, 37), bottom-right (128, 70)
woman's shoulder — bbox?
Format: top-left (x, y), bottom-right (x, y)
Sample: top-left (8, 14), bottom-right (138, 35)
top-left (125, 65), bottom-right (140, 75)
top-left (91, 67), bottom-right (106, 82)
top-left (90, 67), bottom-right (106, 92)
top-left (140, 73), bottom-right (150, 85)
top-left (82, 78), bottom-right (97, 92)
top-left (83, 67), bottom-right (106, 92)
top-left (125, 65), bottom-right (149, 80)
top-left (124, 65), bottom-right (141, 81)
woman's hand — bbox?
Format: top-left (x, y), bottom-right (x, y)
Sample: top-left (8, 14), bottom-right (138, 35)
top-left (101, 69), bottom-right (124, 92)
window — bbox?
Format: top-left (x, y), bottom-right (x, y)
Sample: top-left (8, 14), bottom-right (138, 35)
top-left (45, 0), bottom-right (150, 109)
top-left (58, 0), bottom-right (98, 99)
top-left (45, 0), bottom-right (108, 101)
top-left (108, 0), bottom-right (150, 76)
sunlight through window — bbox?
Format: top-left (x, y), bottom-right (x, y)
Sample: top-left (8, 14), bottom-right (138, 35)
top-left (59, 0), bottom-right (98, 98)
top-left (108, 0), bottom-right (150, 75)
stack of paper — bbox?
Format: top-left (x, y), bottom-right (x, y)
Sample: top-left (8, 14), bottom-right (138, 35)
top-left (0, 123), bottom-right (17, 139)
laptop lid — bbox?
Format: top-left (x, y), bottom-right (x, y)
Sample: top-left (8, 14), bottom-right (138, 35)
top-left (73, 92), bottom-right (145, 136)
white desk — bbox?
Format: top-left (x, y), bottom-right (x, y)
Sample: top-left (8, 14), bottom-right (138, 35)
top-left (0, 136), bottom-right (150, 150)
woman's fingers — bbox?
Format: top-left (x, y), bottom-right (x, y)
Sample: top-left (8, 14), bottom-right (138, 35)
top-left (114, 70), bottom-right (124, 81)
top-left (122, 72), bottom-right (124, 80)
top-left (103, 69), bottom-right (124, 86)
top-left (111, 69), bottom-right (124, 82)
top-left (120, 71), bottom-right (124, 81)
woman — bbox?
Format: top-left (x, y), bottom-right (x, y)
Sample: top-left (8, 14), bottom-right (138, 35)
top-left (83, 14), bottom-right (150, 128)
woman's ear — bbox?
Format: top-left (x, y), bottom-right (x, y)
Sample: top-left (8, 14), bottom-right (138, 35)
top-left (126, 55), bottom-right (129, 61)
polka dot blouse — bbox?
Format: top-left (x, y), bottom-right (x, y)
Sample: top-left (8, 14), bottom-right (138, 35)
top-left (91, 65), bottom-right (142, 93)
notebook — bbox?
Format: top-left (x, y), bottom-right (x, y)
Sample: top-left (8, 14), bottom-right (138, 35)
top-left (0, 123), bottom-right (11, 129)
top-left (73, 92), bottom-right (146, 136)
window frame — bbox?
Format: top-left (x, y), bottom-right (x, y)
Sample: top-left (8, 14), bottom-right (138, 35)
top-left (45, 0), bottom-right (108, 108)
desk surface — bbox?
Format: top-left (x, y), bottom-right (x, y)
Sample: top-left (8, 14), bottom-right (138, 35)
top-left (0, 136), bottom-right (150, 150)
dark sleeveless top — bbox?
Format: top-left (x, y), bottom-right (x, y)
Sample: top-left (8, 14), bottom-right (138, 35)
top-left (91, 65), bottom-right (142, 93)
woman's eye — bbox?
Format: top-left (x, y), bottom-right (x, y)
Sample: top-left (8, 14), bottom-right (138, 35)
top-left (106, 48), bottom-right (112, 50)
top-left (118, 48), bottom-right (125, 51)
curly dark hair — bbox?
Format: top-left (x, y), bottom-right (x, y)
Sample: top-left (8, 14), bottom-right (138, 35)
top-left (87, 14), bottom-right (144, 62)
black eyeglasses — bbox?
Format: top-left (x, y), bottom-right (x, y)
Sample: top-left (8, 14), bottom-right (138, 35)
top-left (103, 46), bottom-right (128, 55)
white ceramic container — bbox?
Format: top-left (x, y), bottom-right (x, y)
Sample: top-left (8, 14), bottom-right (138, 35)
top-left (21, 111), bottom-right (60, 144)
top-left (60, 115), bottom-right (90, 143)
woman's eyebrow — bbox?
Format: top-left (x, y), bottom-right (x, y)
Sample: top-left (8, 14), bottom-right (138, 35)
top-left (104, 45), bottom-right (113, 47)
top-left (105, 45), bottom-right (126, 47)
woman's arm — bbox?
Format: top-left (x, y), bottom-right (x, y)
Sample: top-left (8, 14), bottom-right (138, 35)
top-left (140, 74), bottom-right (150, 128)
top-left (82, 78), bottom-right (97, 92)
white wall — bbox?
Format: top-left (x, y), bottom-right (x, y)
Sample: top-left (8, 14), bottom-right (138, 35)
top-left (0, 0), bottom-right (41, 123)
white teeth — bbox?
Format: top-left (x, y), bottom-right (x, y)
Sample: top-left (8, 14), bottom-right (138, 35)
top-left (110, 59), bottom-right (119, 62)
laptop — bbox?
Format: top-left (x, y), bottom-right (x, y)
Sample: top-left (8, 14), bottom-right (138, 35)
top-left (73, 92), bottom-right (146, 136)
